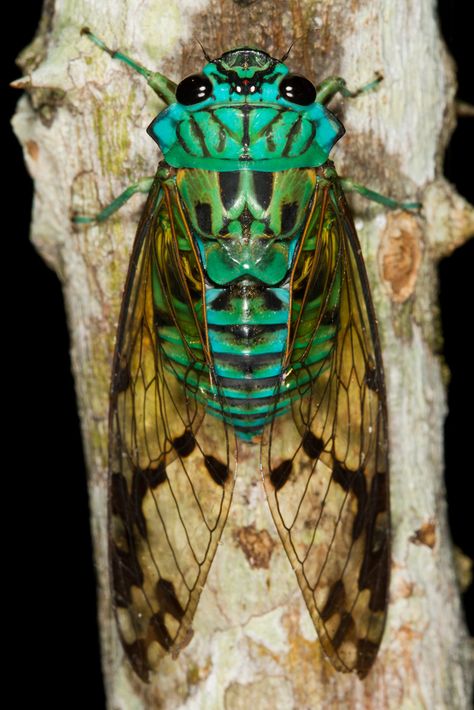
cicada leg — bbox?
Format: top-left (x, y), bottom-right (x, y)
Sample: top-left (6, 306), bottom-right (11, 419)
top-left (81, 28), bottom-right (176, 104)
top-left (339, 178), bottom-right (422, 211)
top-left (315, 74), bottom-right (383, 105)
top-left (73, 176), bottom-right (154, 224)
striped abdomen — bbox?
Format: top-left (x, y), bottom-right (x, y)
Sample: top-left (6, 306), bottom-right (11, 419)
top-left (206, 278), bottom-right (337, 439)
top-left (206, 280), bottom-right (289, 438)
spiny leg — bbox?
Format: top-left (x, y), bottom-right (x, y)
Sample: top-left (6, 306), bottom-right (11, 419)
top-left (315, 74), bottom-right (383, 105)
top-left (340, 178), bottom-right (421, 210)
top-left (73, 176), bottom-right (154, 224)
top-left (81, 28), bottom-right (176, 104)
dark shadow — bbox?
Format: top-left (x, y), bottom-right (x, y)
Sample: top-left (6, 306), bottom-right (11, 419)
top-left (438, 0), bottom-right (474, 634)
top-left (6, 2), bottom-right (106, 704)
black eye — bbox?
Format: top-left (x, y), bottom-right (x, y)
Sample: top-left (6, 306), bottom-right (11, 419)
top-left (279, 74), bottom-right (316, 105)
top-left (175, 74), bottom-right (213, 105)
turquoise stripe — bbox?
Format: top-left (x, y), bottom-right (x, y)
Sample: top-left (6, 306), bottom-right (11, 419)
top-left (234, 430), bottom-right (258, 442)
top-left (159, 326), bottom-right (203, 349)
top-left (223, 414), bottom-right (273, 428)
top-left (213, 358), bottom-right (282, 379)
top-left (293, 325), bottom-right (336, 346)
top-left (216, 383), bottom-right (282, 400)
top-left (208, 327), bottom-right (288, 355)
top-left (291, 343), bottom-right (333, 365)
top-left (206, 307), bottom-right (288, 326)
top-left (161, 343), bottom-right (206, 368)
top-left (206, 398), bottom-right (289, 416)
top-left (206, 287), bottom-right (289, 326)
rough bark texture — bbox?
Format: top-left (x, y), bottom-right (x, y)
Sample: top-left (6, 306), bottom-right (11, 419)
top-left (12, 1), bottom-right (474, 708)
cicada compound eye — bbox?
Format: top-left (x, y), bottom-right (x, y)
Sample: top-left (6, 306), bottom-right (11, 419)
top-left (279, 74), bottom-right (316, 105)
top-left (176, 74), bottom-right (213, 105)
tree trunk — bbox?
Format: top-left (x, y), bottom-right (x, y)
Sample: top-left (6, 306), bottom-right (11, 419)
top-left (12, 0), bottom-right (473, 707)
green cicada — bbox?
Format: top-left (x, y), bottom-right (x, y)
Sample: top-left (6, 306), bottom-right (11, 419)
top-left (77, 30), bottom-right (420, 682)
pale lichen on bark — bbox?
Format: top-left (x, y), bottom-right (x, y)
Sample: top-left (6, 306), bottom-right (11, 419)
top-left (12, 0), bottom-right (473, 708)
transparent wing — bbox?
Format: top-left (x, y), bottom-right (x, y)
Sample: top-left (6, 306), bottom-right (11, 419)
top-left (109, 179), bottom-right (235, 681)
top-left (262, 183), bottom-right (389, 678)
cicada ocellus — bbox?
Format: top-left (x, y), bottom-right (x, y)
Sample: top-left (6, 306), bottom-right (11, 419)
top-left (76, 31), bottom-right (420, 681)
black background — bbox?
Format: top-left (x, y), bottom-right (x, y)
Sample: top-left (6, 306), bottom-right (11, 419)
top-left (5, 2), bottom-right (472, 703)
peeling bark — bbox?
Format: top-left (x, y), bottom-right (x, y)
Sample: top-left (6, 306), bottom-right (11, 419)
top-left (12, 1), bottom-right (473, 708)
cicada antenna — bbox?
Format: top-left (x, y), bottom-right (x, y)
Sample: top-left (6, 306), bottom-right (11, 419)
top-left (196, 39), bottom-right (213, 62)
top-left (280, 40), bottom-right (295, 62)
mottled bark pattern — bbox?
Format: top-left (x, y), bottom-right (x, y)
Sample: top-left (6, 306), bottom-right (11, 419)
top-left (12, 0), bottom-right (474, 708)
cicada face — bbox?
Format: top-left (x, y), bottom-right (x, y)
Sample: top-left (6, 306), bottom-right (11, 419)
top-left (148, 47), bottom-right (344, 171)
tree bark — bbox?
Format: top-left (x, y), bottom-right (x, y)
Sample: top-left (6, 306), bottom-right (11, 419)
top-left (12, 0), bottom-right (473, 707)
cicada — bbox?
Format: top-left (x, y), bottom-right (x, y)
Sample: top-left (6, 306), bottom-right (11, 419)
top-left (77, 31), bottom-right (420, 682)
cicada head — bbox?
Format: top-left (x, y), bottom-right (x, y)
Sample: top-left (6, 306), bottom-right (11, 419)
top-left (147, 47), bottom-right (344, 171)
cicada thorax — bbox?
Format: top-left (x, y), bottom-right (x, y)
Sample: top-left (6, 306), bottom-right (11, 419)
top-left (155, 165), bottom-right (342, 441)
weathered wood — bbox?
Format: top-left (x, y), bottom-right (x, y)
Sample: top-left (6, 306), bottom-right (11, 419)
top-left (12, 1), bottom-right (474, 707)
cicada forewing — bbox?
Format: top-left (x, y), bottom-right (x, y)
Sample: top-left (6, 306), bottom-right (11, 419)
top-left (109, 177), bottom-right (236, 681)
top-left (262, 179), bottom-right (390, 678)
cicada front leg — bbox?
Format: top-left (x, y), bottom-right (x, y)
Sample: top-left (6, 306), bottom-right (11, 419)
top-left (315, 74), bottom-right (383, 105)
top-left (73, 176), bottom-right (155, 224)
